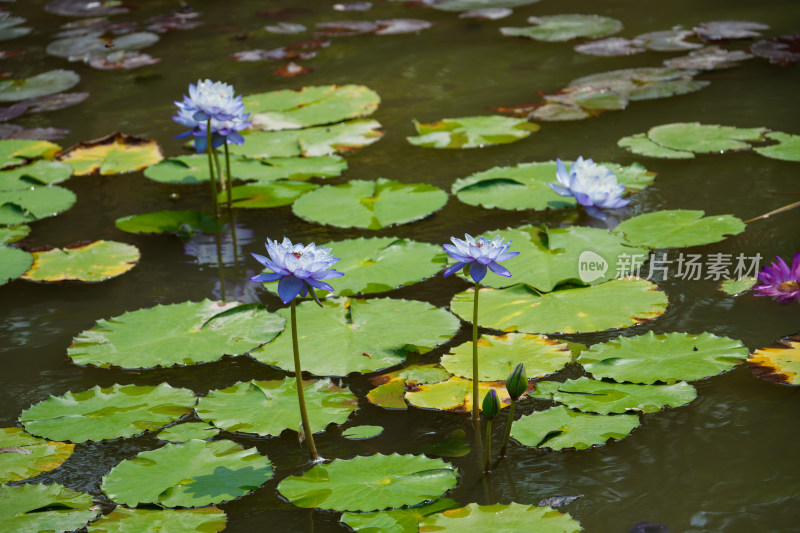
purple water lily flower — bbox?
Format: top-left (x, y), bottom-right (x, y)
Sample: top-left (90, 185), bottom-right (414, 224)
top-left (251, 238), bottom-right (344, 304)
top-left (443, 234), bottom-right (518, 283)
top-left (548, 157), bottom-right (630, 219)
top-left (173, 79), bottom-right (251, 153)
top-left (754, 253), bottom-right (800, 304)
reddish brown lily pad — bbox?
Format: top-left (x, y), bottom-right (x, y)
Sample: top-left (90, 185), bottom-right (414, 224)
top-left (749, 335), bottom-right (800, 385)
top-left (751, 35), bottom-right (800, 66)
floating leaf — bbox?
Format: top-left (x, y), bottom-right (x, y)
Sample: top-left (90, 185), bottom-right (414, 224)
top-left (751, 35), bottom-right (800, 66)
top-left (512, 405), bottom-right (639, 450)
top-left (245, 84), bottom-right (380, 131)
top-left (0, 139), bottom-right (61, 168)
top-left (22, 240), bottom-right (140, 283)
top-left (0, 427), bottom-right (74, 483)
top-left (452, 160), bottom-right (653, 211)
top-left (405, 376), bottom-right (511, 412)
top-left (578, 331), bottom-right (748, 384)
top-left (47, 32), bottom-right (159, 61)
top-left (144, 154), bottom-right (279, 184)
top-left (414, 430), bottom-right (471, 458)
top-left (68, 300), bottom-right (285, 369)
top-left (342, 498), bottom-right (458, 533)
top-left (636, 30), bottom-right (702, 51)
top-left (419, 502), bottom-right (582, 532)
top-left (407, 115), bottom-right (538, 149)
top-left (292, 178), bottom-right (447, 229)
top-left (528, 103), bottom-right (589, 121)
top-left (748, 335), bottom-right (800, 385)
top-left (86, 507), bottom-right (227, 533)
top-left (0, 16), bottom-right (30, 42)
top-left (196, 379), bottom-right (357, 436)
top-left (101, 440), bottom-right (273, 508)
top-left (0, 70), bottom-right (80, 102)
top-left (533, 377), bottom-right (697, 414)
top-left (544, 87), bottom-right (629, 111)
top-left (501, 14), bottom-right (622, 42)
top-left (367, 364), bottom-right (451, 410)
top-left (0, 245), bottom-right (32, 285)
top-left (0, 483), bottom-right (99, 532)
top-left (277, 453), bottom-right (457, 512)
top-left (442, 333), bottom-right (571, 381)
top-left (58, 132), bottom-right (163, 175)
top-left (617, 133), bottom-right (694, 159)
top-left (646, 122), bottom-right (767, 153)
top-left (432, 0), bottom-right (540, 12)
top-left (614, 210), bottom-right (746, 249)
top-left (374, 19), bottom-right (433, 35)
top-left (694, 20), bottom-right (769, 41)
top-left (115, 210), bottom-right (221, 235)
top-left (46, 0), bottom-right (129, 17)
top-left (0, 160), bottom-right (73, 188)
top-left (574, 37), bottom-right (645, 56)
top-left (158, 422), bottom-right (220, 443)
top-left (343, 425), bottom-right (383, 439)
top-left (0, 223), bottom-right (29, 243)
top-left (568, 67), bottom-right (708, 101)
top-left (250, 298), bottom-right (459, 377)
top-left (663, 46), bottom-right (753, 70)
top-left (0, 185), bottom-right (76, 225)
top-left (19, 383), bottom-right (196, 443)
top-left (754, 131), bottom-right (800, 162)
top-left (223, 181), bottom-right (317, 208)
top-left (450, 279), bottom-right (668, 334)
top-left (719, 276), bottom-right (757, 295)
top-left (459, 8), bottom-right (513, 20)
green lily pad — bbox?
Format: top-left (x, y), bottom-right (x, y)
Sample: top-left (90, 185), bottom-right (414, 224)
top-left (0, 427), bottom-right (74, 483)
top-left (419, 502), bottom-right (582, 532)
top-left (636, 29), bottom-right (702, 51)
top-left (578, 331), bottom-right (749, 384)
top-left (341, 498), bottom-right (458, 533)
top-left (223, 181), bottom-right (317, 208)
top-left (614, 210), bottom-right (746, 249)
top-left (454, 225), bottom-right (649, 291)
top-left (452, 160), bottom-right (654, 211)
top-left (292, 178), bottom-right (448, 229)
top-left (405, 376), bottom-right (512, 412)
top-left (0, 185), bottom-right (76, 225)
top-left (450, 279), bottom-right (668, 334)
top-left (101, 439), bottom-right (273, 508)
top-left (58, 132), bottom-right (164, 175)
top-left (0, 245), bottom-right (32, 285)
top-left (719, 276), bottom-right (757, 295)
top-left (511, 405), bottom-right (640, 450)
top-left (568, 67), bottom-right (709, 101)
top-left (0, 139), bottom-right (61, 169)
top-left (86, 507), bottom-right (227, 533)
top-left (196, 378), bottom-right (357, 436)
top-left (19, 383), bottom-right (196, 443)
top-left (646, 122), bottom-right (767, 153)
top-left (543, 87), bottom-right (629, 111)
top-left (0, 224), bottom-right (29, 244)
top-left (367, 364), bottom-right (452, 410)
top-left (501, 14), bottom-right (622, 42)
top-left (0, 483), bottom-right (99, 532)
top-left (532, 377), bottom-right (697, 414)
top-left (0, 160), bottom-right (73, 188)
top-left (115, 210), bottom-right (222, 235)
top-left (414, 430), bottom-right (471, 458)
top-left (443, 333), bottom-right (571, 381)
top-left (617, 133), bottom-right (695, 159)
top-left (0, 70), bottom-right (80, 102)
top-left (245, 84), bottom-right (380, 130)
top-left (21, 240), bottom-right (140, 283)
top-left (250, 297), bottom-right (460, 377)
top-left (343, 425), bottom-right (384, 439)
top-left (68, 300), bottom-right (285, 369)
top-left (0, 17), bottom-right (30, 42)
top-left (408, 115), bottom-right (538, 149)
top-left (158, 422), bottom-right (220, 443)
top-left (749, 335), bottom-right (800, 385)
top-left (754, 131), bottom-right (800, 161)
top-left (432, 0), bottom-right (540, 11)
top-left (277, 453), bottom-right (458, 512)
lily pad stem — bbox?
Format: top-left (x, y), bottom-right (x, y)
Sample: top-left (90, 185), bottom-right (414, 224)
top-left (472, 281), bottom-right (480, 422)
top-left (484, 419), bottom-right (492, 473)
top-left (499, 398), bottom-right (516, 458)
top-left (205, 119), bottom-right (220, 218)
top-left (291, 299), bottom-right (319, 461)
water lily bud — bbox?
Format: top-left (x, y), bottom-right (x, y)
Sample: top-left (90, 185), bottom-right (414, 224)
top-left (506, 363), bottom-right (527, 400)
top-left (482, 389), bottom-right (500, 420)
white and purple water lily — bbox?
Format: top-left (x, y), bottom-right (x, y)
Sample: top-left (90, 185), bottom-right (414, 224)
top-left (548, 157), bottom-right (630, 219)
top-left (251, 238), bottom-right (344, 304)
top-left (443, 234), bottom-right (518, 283)
top-left (173, 79), bottom-right (251, 153)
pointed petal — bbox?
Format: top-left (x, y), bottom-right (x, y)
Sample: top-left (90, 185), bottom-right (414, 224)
top-left (278, 276), bottom-right (304, 304)
top-left (443, 262), bottom-right (465, 277)
top-left (488, 261), bottom-right (512, 277)
top-left (469, 262), bottom-right (487, 283)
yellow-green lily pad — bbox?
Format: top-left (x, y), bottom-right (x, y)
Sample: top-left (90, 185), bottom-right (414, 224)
top-left (21, 240), bottom-right (140, 283)
top-left (58, 132), bottom-right (164, 175)
top-left (749, 335), bottom-right (800, 385)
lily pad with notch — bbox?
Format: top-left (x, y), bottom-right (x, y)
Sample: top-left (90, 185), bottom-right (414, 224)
top-left (222, 181), bottom-right (318, 208)
top-left (719, 276), bottom-right (757, 296)
top-left (0, 186), bottom-right (76, 225)
top-left (0, 160), bottom-right (73, 188)
top-left (511, 405), bottom-right (640, 450)
top-left (22, 240), bottom-right (140, 283)
top-left (405, 376), bottom-right (512, 413)
top-left (635, 29), bottom-right (702, 51)
top-left (407, 115), bottom-right (538, 149)
top-left (86, 507), bottom-right (227, 533)
top-left (0, 427), bottom-right (74, 483)
top-left (58, 132), bottom-right (164, 175)
top-left (419, 502), bottom-right (582, 532)
top-left (367, 364), bottom-right (452, 410)
top-left (568, 67), bottom-right (709, 101)
top-left (751, 35), bottom-right (800, 66)
top-left (748, 335), bottom-right (800, 385)
top-left (0, 245), bottom-right (32, 285)
top-left (617, 133), bottom-right (695, 159)
top-left (613, 209), bottom-right (746, 249)
top-left (754, 131), bottom-right (800, 162)
top-left (46, 31), bottom-right (159, 61)
top-left (342, 498), bottom-right (458, 533)
top-left (158, 422), bottom-right (221, 443)
top-left (0, 483), bottom-right (100, 532)
top-left (0, 224), bottom-right (29, 243)
top-left (501, 14), bottom-right (622, 42)
top-left (663, 46), bottom-right (754, 71)
top-left (0, 139), bottom-right (61, 168)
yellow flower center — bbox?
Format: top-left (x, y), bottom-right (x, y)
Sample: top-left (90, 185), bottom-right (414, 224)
top-left (778, 280), bottom-right (800, 293)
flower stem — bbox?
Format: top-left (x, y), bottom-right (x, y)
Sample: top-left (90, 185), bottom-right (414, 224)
top-left (223, 142), bottom-right (234, 208)
top-left (291, 300), bottom-right (319, 461)
top-left (472, 281), bottom-right (480, 422)
top-left (212, 145), bottom-right (225, 195)
top-left (484, 419), bottom-right (492, 473)
top-left (205, 119), bottom-right (220, 218)
top-left (499, 398), bottom-right (516, 459)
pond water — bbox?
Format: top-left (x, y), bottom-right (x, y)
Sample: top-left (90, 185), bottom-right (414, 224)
top-left (1, 0), bottom-right (799, 532)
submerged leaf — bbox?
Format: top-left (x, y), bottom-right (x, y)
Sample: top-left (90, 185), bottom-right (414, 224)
top-left (115, 210), bottom-right (221, 235)
top-left (22, 240), bottom-right (140, 283)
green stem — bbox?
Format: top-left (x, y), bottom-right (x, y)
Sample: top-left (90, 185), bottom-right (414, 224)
top-left (472, 281), bottom-right (480, 421)
top-left (291, 300), bottom-right (319, 461)
top-left (499, 398), bottom-right (517, 459)
top-left (223, 142), bottom-right (234, 209)
top-left (205, 119), bottom-right (220, 218)
top-left (484, 419), bottom-right (492, 473)
top-left (212, 145), bottom-right (225, 196)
